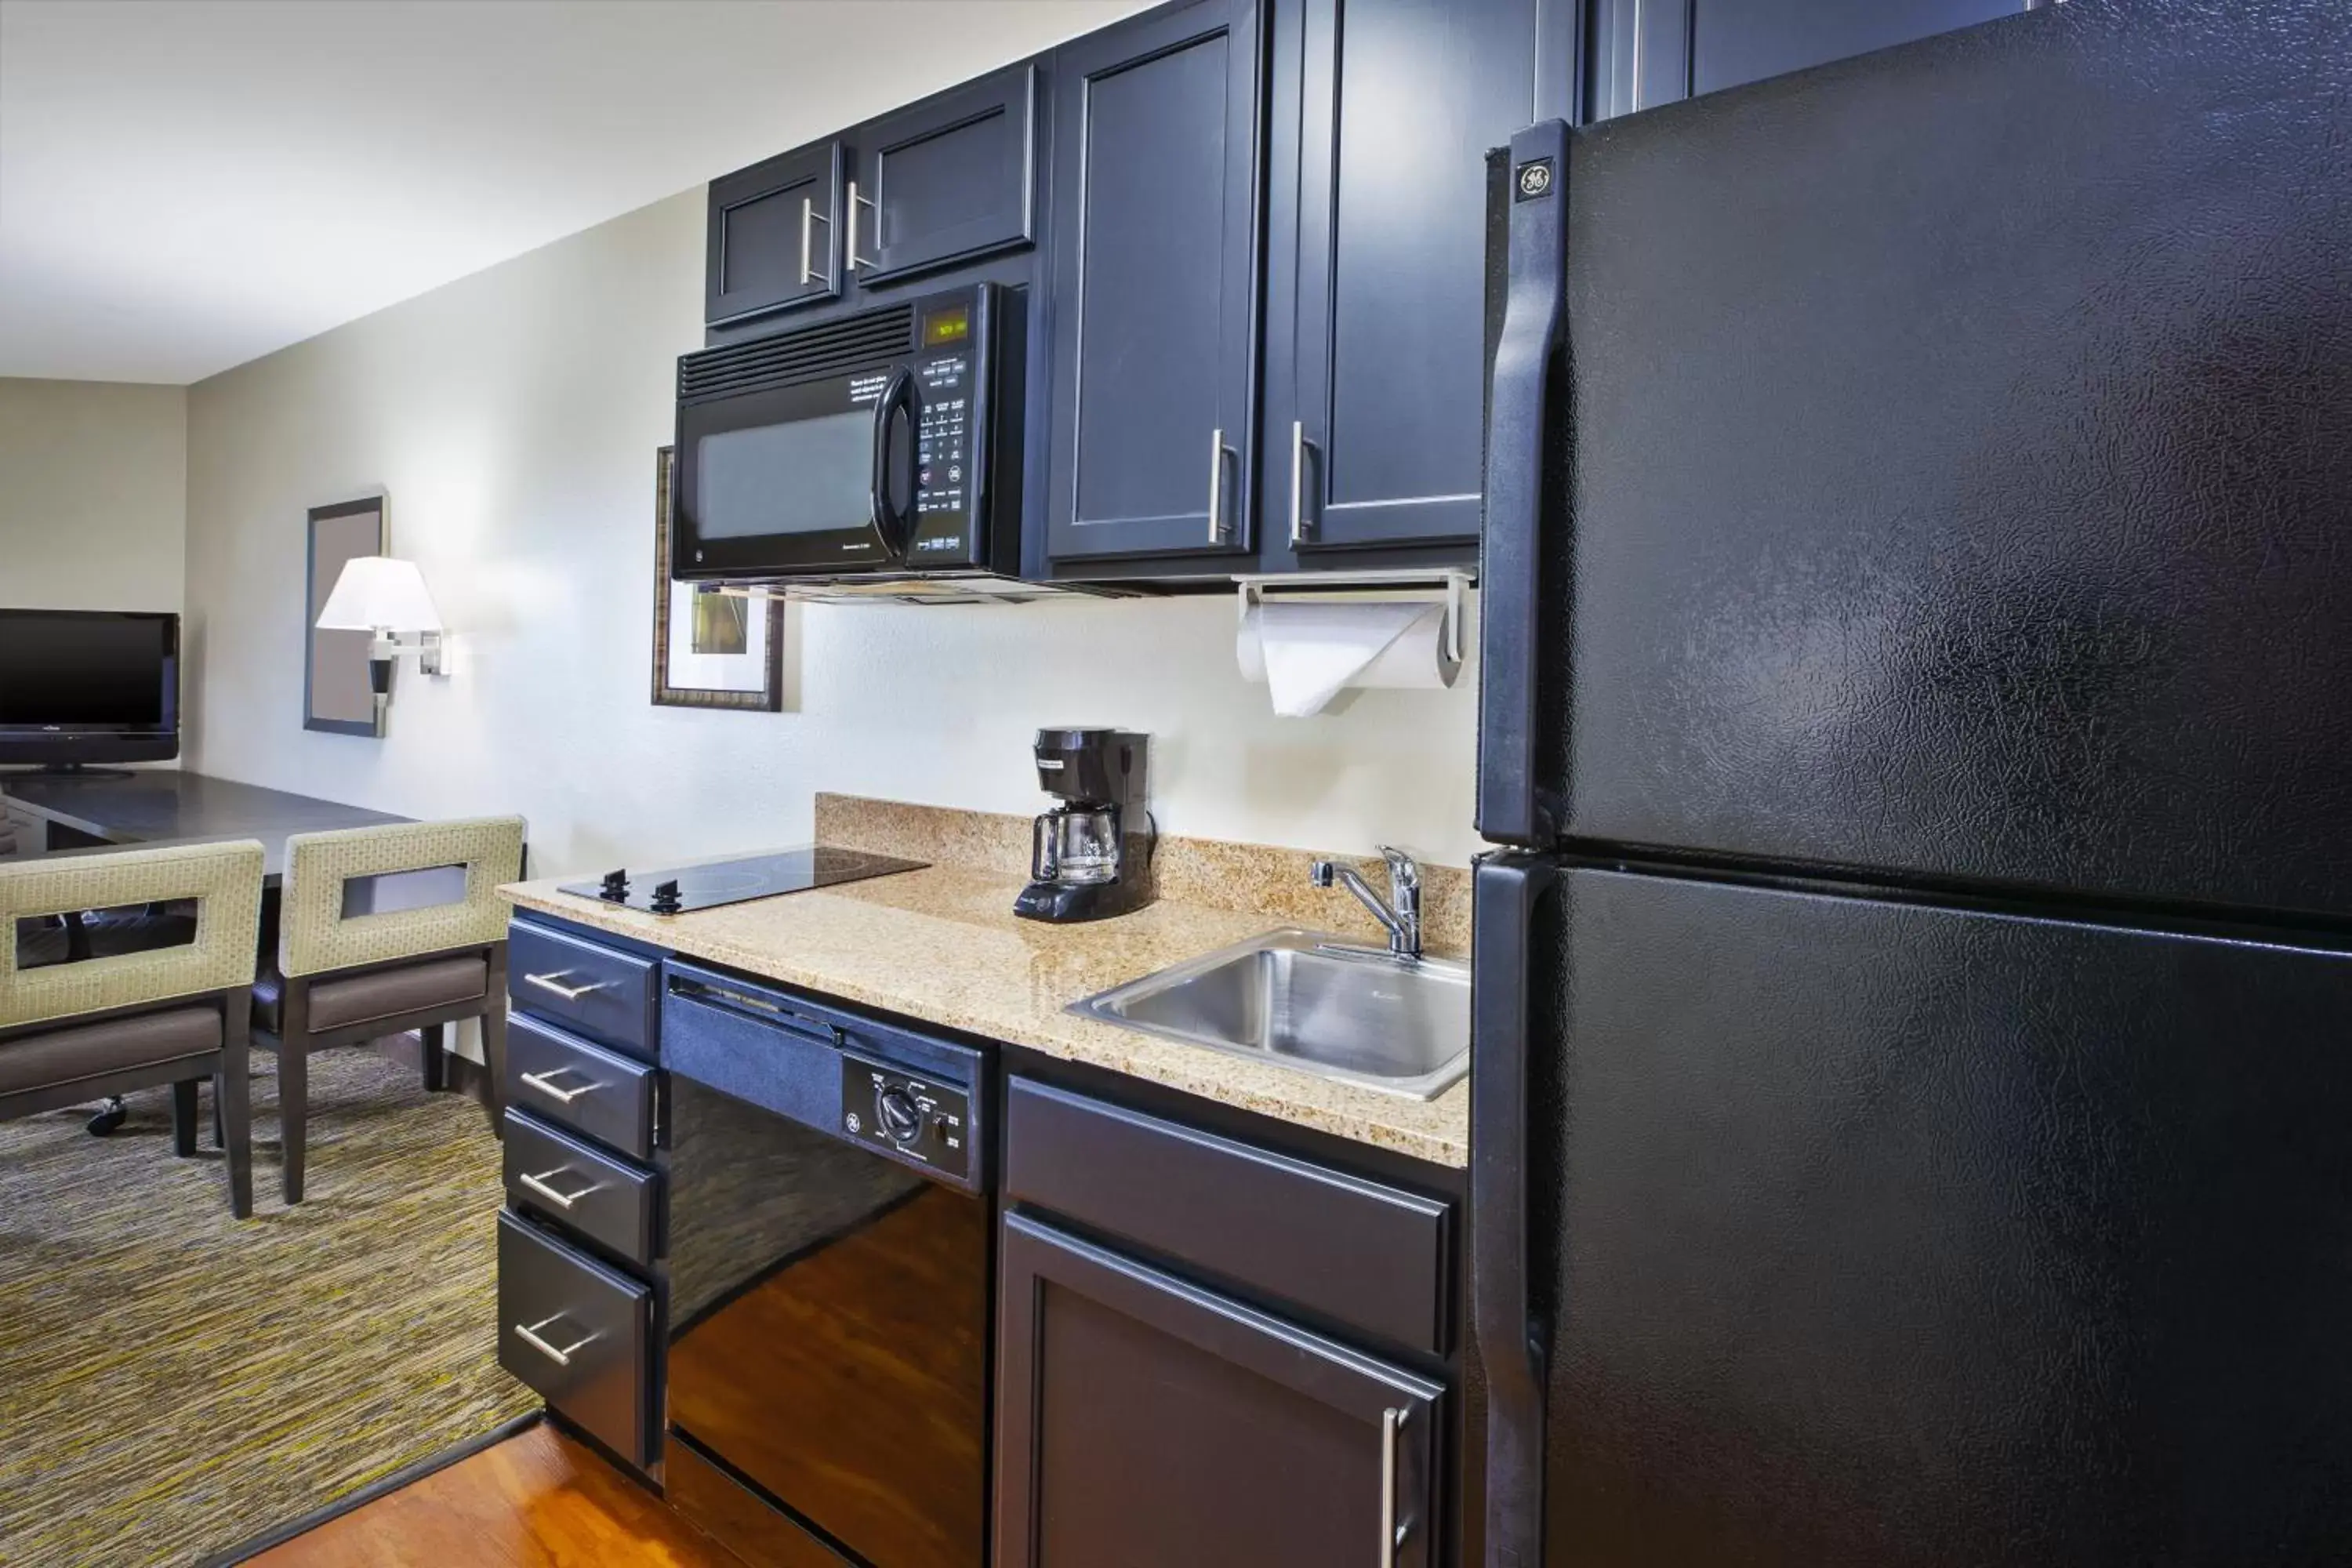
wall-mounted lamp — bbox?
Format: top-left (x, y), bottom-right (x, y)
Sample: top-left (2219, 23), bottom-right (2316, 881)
top-left (314, 556), bottom-right (445, 724)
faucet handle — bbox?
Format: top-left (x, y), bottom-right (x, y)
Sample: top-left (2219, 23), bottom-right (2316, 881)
top-left (1375, 845), bottom-right (1421, 891)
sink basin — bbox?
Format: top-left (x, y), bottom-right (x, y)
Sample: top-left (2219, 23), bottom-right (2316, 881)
top-left (1069, 928), bottom-right (1470, 1100)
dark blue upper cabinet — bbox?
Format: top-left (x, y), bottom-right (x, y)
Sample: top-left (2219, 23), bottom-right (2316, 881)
top-left (1591, 0), bottom-right (2034, 118)
top-left (1044, 0), bottom-right (1267, 564)
top-left (1265, 0), bottom-right (1566, 559)
top-left (848, 64), bottom-right (1040, 290)
top-left (706, 140), bottom-right (844, 326)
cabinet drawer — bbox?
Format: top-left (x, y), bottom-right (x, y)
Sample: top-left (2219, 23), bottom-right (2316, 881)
top-left (506, 1011), bottom-right (656, 1161)
top-left (507, 919), bottom-right (658, 1058)
top-left (497, 1210), bottom-right (654, 1468)
top-left (503, 1109), bottom-right (659, 1266)
top-left (1004, 1078), bottom-right (1452, 1352)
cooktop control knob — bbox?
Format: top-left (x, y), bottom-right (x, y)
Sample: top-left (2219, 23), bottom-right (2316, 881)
top-left (649, 879), bottom-right (683, 915)
top-left (877, 1086), bottom-right (924, 1144)
top-left (598, 869), bottom-right (629, 902)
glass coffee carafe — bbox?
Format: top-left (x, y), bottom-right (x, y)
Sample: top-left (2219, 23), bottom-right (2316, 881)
top-left (1032, 806), bottom-right (1121, 887)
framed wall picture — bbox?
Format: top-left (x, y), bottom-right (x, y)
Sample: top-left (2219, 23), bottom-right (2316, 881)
top-left (305, 496), bottom-right (386, 736)
top-left (653, 447), bottom-right (784, 711)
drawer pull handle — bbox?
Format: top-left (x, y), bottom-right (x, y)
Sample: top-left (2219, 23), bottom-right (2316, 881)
top-left (519, 1067), bottom-right (601, 1105)
top-left (519, 1167), bottom-right (604, 1210)
top-left (515, 1313), bottom-right (601, 1368)
top-left (1379, 1406), bottom-right (1411, 1564)
top-left (524, 970), bottom-right (610, 1003)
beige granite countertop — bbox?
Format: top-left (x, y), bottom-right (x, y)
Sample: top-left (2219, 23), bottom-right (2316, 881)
top-left (499, 805), bottom-right (1470, 1167)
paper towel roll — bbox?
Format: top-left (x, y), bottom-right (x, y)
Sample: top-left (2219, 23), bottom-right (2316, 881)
top-left (1236, 601), bottom-right (1460, 717)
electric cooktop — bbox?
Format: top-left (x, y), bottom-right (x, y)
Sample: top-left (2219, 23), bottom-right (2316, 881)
top-left (561, 847), bottom-right (927, 916)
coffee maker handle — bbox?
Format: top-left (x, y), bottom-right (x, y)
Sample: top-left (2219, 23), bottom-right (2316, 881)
top-left (1031, 817), bottom-right (1059, 883)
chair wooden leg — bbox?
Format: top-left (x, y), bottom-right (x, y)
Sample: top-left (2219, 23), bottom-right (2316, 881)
top-left (170, 1080), bottom-right (198, 1156)
top-left (212, 1080), bottom-right (223, 1149)
top-left (280, 1036), bottom-right (309, 1206)
top-left (479, 1006), bottom-right (508, 1138)
top-left (420, 1022), bottom-right (447, 1093)
top-left (219, 995), bottom-right (254, 1219)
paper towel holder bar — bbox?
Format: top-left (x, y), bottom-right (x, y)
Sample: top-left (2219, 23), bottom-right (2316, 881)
top-left (1236, 571), bottom-right (1468, 666)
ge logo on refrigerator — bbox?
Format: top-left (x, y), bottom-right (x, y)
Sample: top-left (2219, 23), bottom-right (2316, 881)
top-left (1516, 159), bottom-right (1555, 200)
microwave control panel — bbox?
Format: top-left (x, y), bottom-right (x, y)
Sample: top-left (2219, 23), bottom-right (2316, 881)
top-left (913, 353), bottom-right (971, 542)
top-left (907, 290), bottom-right (985, 560)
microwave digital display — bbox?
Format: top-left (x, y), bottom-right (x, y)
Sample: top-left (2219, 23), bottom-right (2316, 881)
top-left (923, 306), bottom-right (971, 347)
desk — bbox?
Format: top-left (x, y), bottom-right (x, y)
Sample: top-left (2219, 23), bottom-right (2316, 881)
top-left (0, 771), bottom-right (408, 884)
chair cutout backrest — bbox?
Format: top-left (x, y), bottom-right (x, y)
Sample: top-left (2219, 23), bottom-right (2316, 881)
top-left (0, 840), bottom-right (264, 1030)
top-left (279, 817), bottom-right (525, 978)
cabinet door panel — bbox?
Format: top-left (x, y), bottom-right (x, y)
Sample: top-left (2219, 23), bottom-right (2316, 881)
top-left (1281, 0), bottom-right (1537, 552)
top-left (995, 1213), bottom-right (1442, 1568)
top-left (1594, 0), bottom-right (2029, 118)
top-left (1046, 0), bottom-right (1264, 562)
top-left (707, 141), bottom-right (844, 325)
top-left (853, 66), bottom-right (1037, 287)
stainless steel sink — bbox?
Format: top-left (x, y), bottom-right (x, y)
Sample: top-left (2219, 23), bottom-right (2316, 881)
top-left (1069, 928), bottom-right (1470, 1100)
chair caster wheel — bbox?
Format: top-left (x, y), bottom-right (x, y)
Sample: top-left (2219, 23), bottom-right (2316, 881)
top-left (86, 1097), bottom-right (129, 1137)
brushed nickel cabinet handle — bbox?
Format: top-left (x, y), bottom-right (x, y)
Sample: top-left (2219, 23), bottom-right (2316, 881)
top-left (519, 1167), bottom-right (603, 1210)
top-left (1290, 419), bottom-right (1316, 547)
top-left (523, 971), bottom-right (608, 1002)
top-left (519, 1067), bottom-right (599, 1105)
top-left (514, 1313), bottom-right (600, 1368)
top-left (1379, 1406), bottom-right (1411, 1563)
top-left (800, 195), bottom-right (817, 285)
top-left (1207, 428), bottom-right (1231, 543)
top-left (847, 180), bottom-right (877, 269)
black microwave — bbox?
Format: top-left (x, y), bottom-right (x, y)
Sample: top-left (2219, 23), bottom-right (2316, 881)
top-left (673, 283), bottom-right (1024, 586)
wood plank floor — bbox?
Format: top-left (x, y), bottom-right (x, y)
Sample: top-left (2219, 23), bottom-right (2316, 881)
top-left (250, 1423), bottom-right (739, 1567)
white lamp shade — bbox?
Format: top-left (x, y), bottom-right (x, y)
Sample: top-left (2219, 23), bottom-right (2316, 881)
top-left (315, 556), bottom-right (443, 633)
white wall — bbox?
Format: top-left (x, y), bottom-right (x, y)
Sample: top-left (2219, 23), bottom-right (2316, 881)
top-left (184, 190), bottom-right (1483, 877)
top-left (0, 378), bottom-right (187, 612)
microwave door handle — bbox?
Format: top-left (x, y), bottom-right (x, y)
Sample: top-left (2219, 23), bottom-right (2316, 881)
top-left (869, 366), bottom-right (917, 554)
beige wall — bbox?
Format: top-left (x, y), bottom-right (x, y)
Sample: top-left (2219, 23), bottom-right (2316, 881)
top-left (183, 189), bottom-right (1483, 879)
top-left (0, 378), bottom-right (187, 613)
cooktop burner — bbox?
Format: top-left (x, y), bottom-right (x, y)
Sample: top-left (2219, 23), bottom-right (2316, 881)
top-left (561, 847), bottom-right (927, 915)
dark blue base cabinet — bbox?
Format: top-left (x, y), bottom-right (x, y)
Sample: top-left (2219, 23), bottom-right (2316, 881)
top-left (991, 1076), bottom-right (1465, 1568)
top-left (497, 916), bottom-right (667, 1475)
top-left (491, 913), bottom-right (1477, 1565)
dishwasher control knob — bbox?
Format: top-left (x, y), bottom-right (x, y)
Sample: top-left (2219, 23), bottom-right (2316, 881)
top-left (877, 1087), bottom-right (924, 1144)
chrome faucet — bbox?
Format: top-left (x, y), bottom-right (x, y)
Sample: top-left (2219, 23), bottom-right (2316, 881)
top-left (1311, 846), bottom-right (1423, 960)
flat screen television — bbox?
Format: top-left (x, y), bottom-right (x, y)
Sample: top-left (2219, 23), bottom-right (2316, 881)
top-left (0, 608), bottom-right (181, 771)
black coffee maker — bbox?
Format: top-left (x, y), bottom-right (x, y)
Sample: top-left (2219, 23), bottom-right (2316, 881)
top-left (1014, 728), bottom-right (1152, 923)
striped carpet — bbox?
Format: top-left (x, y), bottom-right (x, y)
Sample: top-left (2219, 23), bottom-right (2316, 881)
top-left (0, 1049), bottom-right (538, 1567)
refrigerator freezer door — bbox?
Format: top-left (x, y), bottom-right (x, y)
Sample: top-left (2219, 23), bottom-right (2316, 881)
top-left (1510, 864), bottom-right (2352, 1566)
top-left (1514, 0), bottom-right (2352, 916)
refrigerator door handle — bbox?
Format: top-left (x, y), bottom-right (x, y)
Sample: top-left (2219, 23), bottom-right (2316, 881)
top-left (1478, 119), bottom-right (1570, 848)
top-left (1473, 852), bottom-right (1555, 1567)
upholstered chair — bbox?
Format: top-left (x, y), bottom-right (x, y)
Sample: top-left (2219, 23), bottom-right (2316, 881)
top-left (255, 817), bottom-right (524, 1203)
top-left (0, 840), bottom-right (265, 1217)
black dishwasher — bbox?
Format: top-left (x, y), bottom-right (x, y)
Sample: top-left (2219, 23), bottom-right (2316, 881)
top-left (660, 959), bottom-right (991, 1568)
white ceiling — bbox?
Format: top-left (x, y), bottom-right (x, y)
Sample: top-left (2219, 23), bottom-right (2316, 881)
top-left (0, 0), bottom-right (1144, 385)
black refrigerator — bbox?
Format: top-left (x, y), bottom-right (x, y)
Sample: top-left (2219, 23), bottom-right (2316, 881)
top-left (1469, 2), bottom-right (2352, 1565)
